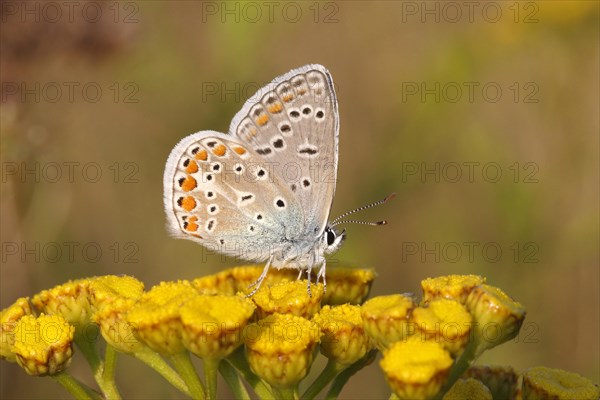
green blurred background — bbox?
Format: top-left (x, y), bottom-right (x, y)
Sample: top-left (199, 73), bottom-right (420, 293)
top-left (1, 1), bottom-right (598, 398)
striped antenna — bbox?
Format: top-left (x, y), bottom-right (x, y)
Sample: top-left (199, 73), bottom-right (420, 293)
top-left (330, 193), bottom-right (396, 227)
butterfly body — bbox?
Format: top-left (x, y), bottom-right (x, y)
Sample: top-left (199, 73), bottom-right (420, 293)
top-left (164, 65), bottom-right (343, 290)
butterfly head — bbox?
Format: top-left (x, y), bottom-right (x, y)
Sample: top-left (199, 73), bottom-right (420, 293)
top-left (323, 225), bottom-right (346, 255)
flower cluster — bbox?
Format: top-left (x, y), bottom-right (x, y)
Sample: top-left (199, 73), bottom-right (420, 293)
top-left (1, 267), bottom-right (598, 400)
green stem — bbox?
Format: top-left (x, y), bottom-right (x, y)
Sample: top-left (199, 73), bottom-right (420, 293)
top-left (169, 352), bottom-right (205, 400)
top-left (74, 334), bottom-right (121, 399)
top-left (276, 386), bottom-right (299, 400)
top-left (301, 360), bottom-right (345, 400)
top-left (133, 348), bottom-right (191, 396)
top-left (204, 359), bottom-right (220, 400)
top-left (325, 350), bottom-right (378, 400)
top-left (103, 345), bottom-right (118, 392)
top-left (435, 341), bottom-right (478, 400)
top-left (226, 347), bottom-right (274, 399)
top-left (52, 371), bottom-right (99, 400)
top-left (218, 360), bottom-right (251, 400)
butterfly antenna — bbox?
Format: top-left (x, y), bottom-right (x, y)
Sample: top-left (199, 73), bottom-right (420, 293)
top-left (330, 192), bottom-right (396, 227)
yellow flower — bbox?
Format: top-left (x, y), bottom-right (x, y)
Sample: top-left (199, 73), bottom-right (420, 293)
top-left (93, 297), bottom-right (142, 354)
top-left (465, 284), bottom-right (526, 355)
top-left (126, 281), bottom-right (199, 355)
top-left (31, 278), bottom-right (94, 328)
top-left (464, 365), bottom-right (519, 400)
top-left (180, 294), bottom-right (255, 360)
top-left (380, 338), bottom-right (453, 400)
top-left (322, 267), bottom-right (376, 305)
top-left (245, 313), bottom-right (320, 389)
top-left (442, 378), bottom-right (492, 400)
top-left (411, 298), bottom-right (472, 356)
top-left (421, 275), bottom-right (485, 304)
top-left (1, 297), bottom-right (34, 362)
top-left (89, 275), bottom-right (144, 311)
top-left (361, 294), bottom-right (415, 350)
top-left (193, 266), bottom-right (296, 295)
top-left (313, 304), bottom-right (373, 366)
top-left (522, 366), bottom-right (600, 400)
top-left (12, 314), bottom-right (74, 376)
top-left (252, 280), bottom-right (323, 319)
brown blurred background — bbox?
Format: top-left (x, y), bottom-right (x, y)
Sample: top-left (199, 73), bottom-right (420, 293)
top-left (1, 1), bottom-right (598, 398)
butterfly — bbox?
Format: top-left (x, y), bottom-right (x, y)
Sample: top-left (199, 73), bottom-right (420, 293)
top-left (163, 64), bottom-right (393, 296)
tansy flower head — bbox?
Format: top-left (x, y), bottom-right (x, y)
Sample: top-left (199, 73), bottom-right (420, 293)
top-left (421, 275), bottom-right (485, 304)
top-left (252, 280), bottom-right (323, 319)
top-left (361, 294), bottom-right (415, 350)
top-left (464, 365), bottom-right (519, 400)
top-left (93, 297), bottom-right (142, 354)
top-left (442, 378), bottom-right (492, 400)
top-left (1, 297), bottom-right (34, 362)
top-left (31, 278), bottom-right (94, 328)
top-left (126, 281), bottom-right (199, 355)
top-left (323, 267), bottom-right (376, 305)
top-left (245, 313), bottom-right (320, 389)
top-left (411, 298), bottom-right (472, 356)
top-left (180, 294), bottom-right (255, 360)
top-left (522, 366), bottom-right (599, 400)
top-left (465, 284), bottom-right (526, 355)
top-left (313, 304), bottom-right (373, 366)
top-left (89, 275), bottom-right (144, 311)
top-left (380, 338), bottom-right (453, 400)
top-left (12, 314), bottom-right (74, 376)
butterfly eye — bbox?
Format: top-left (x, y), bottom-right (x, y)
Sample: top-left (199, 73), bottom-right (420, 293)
top-left (326, 229), bottom-right (336, 246)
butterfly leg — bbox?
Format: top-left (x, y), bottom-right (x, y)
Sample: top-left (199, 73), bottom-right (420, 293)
top-left (296, 268), bottom-right (303, 280)
top-left (306, 254), bottom-right (315, 297)
top-left (316, 259), bottom-right (327, 294)
top-left (246, 255), bottom-right (273, 297)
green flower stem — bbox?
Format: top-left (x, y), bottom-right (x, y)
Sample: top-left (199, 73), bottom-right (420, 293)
top-left (276, 386), bottom-right (299, 400)
top-left (226, 348), bottom-right (274, 399)
top-left (103, 345), bottom-right (118, 390)
top-left (325, 349), bottom-right (378, 400)
top-left (301, 360), bottom-right (345, 400)
top-left (133, 348), bottom-right (191, 396)
top-left (52, 371), bottom-right (99, 400)
top-left (74, 333), bottom-right (121, 399)
top-left (435, 341), bottom-right (478, 400)
top-left (204, 359), bottom-right (220, 400)
top-left (169, 352), bottom-right (206, 400)
top-left (218, 360), bottom-right (251, 400)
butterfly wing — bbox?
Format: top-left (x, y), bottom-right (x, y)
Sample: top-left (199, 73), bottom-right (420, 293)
top-left (229, 64), bottom-right (339, 239)
top-left (163, 131), bottom-right (304, 262)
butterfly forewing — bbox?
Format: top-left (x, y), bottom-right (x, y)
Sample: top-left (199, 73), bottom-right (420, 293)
top-left (229, 64), bottom-right (339, 238)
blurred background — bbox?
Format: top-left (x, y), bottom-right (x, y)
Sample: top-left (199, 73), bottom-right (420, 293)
top-left (1, 1), bottom-right (598, 398)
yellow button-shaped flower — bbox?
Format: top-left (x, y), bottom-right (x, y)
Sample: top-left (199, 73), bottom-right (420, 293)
top-left (322, 267), bottom-right (376, 305)
top-left (31, 278), bottom-right (94, 327)
top-left (253, 280), bottom-right (323, 319)
top-left (313, 304), bottom-right (373, 366)
top-left (443, 378), bottom-right (492, 400)
top-left (522, 366), bottom-right (599, 400)
top-left (465, 284), bottom-right (526, 355)
top-left (93, 297), bottom-right (142, 354)
top-left (411, 298), bottom-right (472, 356)
top-left (12, 314), bottom-right (74, 376)
top-left (464, 365), bottom-right (519, 400)
top-left (1, 297), bottom-right (33, 362)
top-left (180, 294), bottom-right (255, 360)
top-left (421, 275), bottom-right (485, 304)
top-left (126, 281), bottom-right (199, 354)
top-left (245, 313), bottom-right (320, 389)
top-left (89, 275), bottom-right (144, 311)
top-left (380, 338), bottom-right (453, 400)
top-left (361, 294), bottom-right (415, 350)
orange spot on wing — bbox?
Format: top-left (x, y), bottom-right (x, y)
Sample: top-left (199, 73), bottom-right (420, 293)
top-left (297, 88), bottom-right (307, 95)
top-left (196, 149), bottom-right (208, 161)
top-left (181, 176), bottom-right (197, 192)
top-left (283, 93), bottom-right (294, 102)
top-left (181, 196), bottom-right (196, 211)
top-left (186, 160), bottom-right (199, 174)
top-left (256, 114), bottom-right (269, 126)
top-left (212, 144), bottom-right (226, 157)
top-left (186, 216), bottom-right (199, 232)
top-left (268, 103), bottom-right (283, 113)
top-left (233, 146), bottom-right (247, 155)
